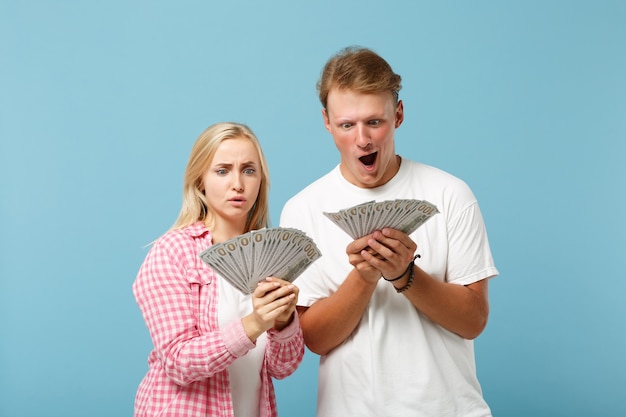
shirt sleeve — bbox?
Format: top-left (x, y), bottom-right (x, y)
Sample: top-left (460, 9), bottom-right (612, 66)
top-left (264, 313), bottom-right (305, 380)
top-left (133, 236), bottom-right (255, 386)
top-left (446, 201), bottom-right (499, 285)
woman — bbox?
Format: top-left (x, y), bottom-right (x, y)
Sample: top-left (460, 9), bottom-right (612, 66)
top-left (133, 122), bottom-right (304, 417)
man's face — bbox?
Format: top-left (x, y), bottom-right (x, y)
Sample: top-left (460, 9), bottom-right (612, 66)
top-left (323, 88), bottom-right (404, 189)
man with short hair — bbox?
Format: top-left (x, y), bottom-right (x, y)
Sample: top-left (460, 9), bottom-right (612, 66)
top-left (280, 46), bottom-right (499, 416)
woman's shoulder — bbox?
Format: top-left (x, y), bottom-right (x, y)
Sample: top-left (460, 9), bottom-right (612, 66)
top-left (152, 222), bottom-right (210, 252)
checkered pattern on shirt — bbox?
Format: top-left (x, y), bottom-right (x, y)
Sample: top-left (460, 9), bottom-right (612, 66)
top-left (133, 222), bottom-right (304, 416)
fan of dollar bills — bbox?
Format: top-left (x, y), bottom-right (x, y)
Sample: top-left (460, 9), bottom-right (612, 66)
top-left (199, 227), bottom-right (321, 294)
top-left (323, 199), bottom-right (439, 239)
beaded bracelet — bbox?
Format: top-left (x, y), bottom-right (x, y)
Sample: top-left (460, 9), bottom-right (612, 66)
top-left (395, 254), bottom-right (419, 293)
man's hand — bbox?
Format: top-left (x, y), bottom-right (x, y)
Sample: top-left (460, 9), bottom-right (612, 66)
top-left (346, 234), bottom-right (383, 283)
top-left (356, 228), bottom-right (417, 280)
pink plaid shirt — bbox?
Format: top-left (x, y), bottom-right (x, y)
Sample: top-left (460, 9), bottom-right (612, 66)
top-left (133, 222), bottom-right (304, 417)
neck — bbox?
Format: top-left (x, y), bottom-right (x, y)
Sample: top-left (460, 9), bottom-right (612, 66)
top-left (206, 220), bottom-right (247, 244)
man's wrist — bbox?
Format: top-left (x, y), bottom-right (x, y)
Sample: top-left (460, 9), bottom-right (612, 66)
top-left (382, 264), bottom-right (411, 282)
top-left (391, 255), bottom-right (419, 293)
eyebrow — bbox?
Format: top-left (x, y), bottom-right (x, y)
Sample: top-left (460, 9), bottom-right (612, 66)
top-left (331, 112), bottom-right (387, 121)
top-left (212, 161), bottom-right (258, 168)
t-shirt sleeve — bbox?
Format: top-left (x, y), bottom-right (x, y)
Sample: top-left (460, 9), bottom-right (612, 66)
top-left (446, 200), bottom-right (499, 285)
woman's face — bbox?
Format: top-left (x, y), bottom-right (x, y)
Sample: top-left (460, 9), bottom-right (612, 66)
top-left (202, 136), bottom-right (262, 231)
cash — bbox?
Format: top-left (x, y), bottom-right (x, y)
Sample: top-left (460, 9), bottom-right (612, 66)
top-left (323, 199), bottom-right (439, 239)
top-left (199, 227), bottom-right (321, 294)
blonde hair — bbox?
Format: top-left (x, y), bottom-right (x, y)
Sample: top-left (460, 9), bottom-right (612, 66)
top-left (317, 46), bottom-right (402, 109)
top-left (169, 122), bottom-right (270, 232)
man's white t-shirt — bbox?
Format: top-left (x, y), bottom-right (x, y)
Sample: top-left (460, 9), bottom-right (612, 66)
top-left (280, 158), bottom-right (499, 417)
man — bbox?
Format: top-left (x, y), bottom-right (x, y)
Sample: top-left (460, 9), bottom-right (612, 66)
top-left (280, 46), bottom-right (499, 416)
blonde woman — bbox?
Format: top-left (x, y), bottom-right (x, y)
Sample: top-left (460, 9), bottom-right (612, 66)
top-left (133, 122), bottom-right (304, 417)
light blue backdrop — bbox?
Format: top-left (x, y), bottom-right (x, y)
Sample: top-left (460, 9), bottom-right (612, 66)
top-left (1, 1), bottom-right (624, 416)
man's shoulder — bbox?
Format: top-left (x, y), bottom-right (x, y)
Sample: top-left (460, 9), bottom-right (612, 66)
top-left (404, 158), bottom-right (458, 179)
top-left (284, 168), bottom-right (338, 207)
top-left (404, 158), bottom-right (471, 191)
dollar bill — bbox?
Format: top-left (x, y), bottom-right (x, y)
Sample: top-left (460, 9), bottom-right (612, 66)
top-left (199, 227), bottom-right (321, 294)
top-left (323, 199), bottom-right (439, 239)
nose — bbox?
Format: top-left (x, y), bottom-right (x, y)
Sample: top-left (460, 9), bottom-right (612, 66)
top-left (355, 124), bottom-right (371, 149)
top-left (232, 174), bottom-right (244, 192)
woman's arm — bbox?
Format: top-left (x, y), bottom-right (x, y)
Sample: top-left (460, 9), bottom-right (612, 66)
top-left (133, 239), bottom-right (253, 386)
top-left (264, 313), bottom-right (305, 379)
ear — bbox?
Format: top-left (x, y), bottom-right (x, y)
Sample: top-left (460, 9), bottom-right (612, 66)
top-left (395, 100), bottom-right (404, 128)
top-left (322, 108), bottom-right (332, 133)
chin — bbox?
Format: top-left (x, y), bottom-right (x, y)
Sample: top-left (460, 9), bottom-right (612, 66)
top-left (354, 177), bottom-right (382, 189)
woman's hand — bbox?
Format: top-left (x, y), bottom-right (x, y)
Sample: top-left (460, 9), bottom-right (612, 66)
top-left (263, 277), bottom-right (299, 330)
top-left (242, 277), bottom-right (298, 341)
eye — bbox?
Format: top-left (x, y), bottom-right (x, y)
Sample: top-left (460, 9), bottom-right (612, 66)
top-left (368, 119), bottom-right (381, 126)
top-left (243, 168), bottom-right (256, 175)
top-left (216, 168), bottom-right (228, 175)
top-left (341, 123), bottom-right (353, 129)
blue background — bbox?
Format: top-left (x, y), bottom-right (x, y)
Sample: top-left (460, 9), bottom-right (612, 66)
top-left (1, 1), bottom-right (625, 416)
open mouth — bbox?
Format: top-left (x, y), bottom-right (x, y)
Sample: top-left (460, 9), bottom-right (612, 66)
top-left (359, 152), bottom-right (378, 167)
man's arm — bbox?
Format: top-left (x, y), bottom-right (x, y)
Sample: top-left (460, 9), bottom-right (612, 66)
top-left (394, 269), bottom-right (489, 339)
top-left (363, 228), bottom-right (490, 339)
top-left (297, 268), bottom-right (377, 356)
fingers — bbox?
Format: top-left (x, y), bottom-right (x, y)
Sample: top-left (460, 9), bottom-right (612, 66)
top-left (251, 278), bottom-right (299, 328)
top-left (345, 229), bottom-right (418, 282)
top-left (362, 228), bottom-right (418, 277)
top-left (346, 235), bottom-right (372, 256)
top-left (344, 237), bottom-right (381, 283)
top-left (347, 234), bottom-right (386, 268)
top-left (380, 228), bottom-right (417, 250)
top-left (371, 229), bottom-right (417, 260)
top-left (255, 277), bottom-right (299, 298)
